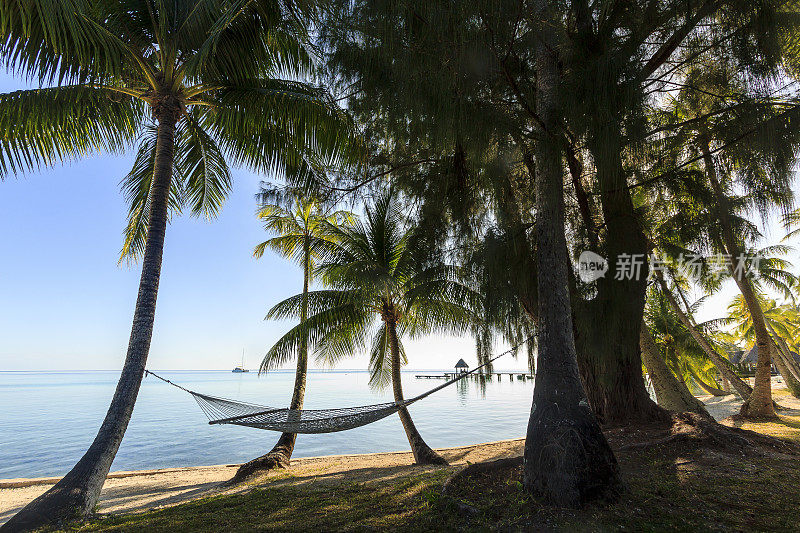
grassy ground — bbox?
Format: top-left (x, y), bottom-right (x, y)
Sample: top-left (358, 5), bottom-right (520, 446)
top-left (67, 414), bottom-right (800, 533)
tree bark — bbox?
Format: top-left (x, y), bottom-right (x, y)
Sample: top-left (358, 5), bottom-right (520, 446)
top-left (640, 322), bottom-right (712, 418)
top-left (700, 141), bottom-right (775, 418)
top-left (386, 315), bottom-right (447, 465)
top-left (522, 19), bottom-right (620, 507)
top-left (689, 368), bottom-right (729, 397)
top-left (3, 111), bottom-right (178, 532)
top-left (769, 336), bottom-right (800, 398)
top-left (720, 372), bottom-right (731, 393)
top-left (233, 240), bottom-right (311, 481)
top-left (574, 87), bottom-right (666, 426)
top-left (771, 329), bottom-right (800, 382)
top-left (656, 275), bottom-right (753, 399)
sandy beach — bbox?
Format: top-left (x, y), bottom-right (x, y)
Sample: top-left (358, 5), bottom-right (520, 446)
top-left (0, 438), bottom-right (525, 525)
top-left (3, 387), bottom-right (798, 527)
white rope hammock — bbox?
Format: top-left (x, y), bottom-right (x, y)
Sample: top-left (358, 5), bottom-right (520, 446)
top-left (145, 337), bottom-right (533, 434)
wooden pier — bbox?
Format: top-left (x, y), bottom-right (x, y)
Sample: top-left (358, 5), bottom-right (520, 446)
top-left (415, 372), bottom-right (533, 381)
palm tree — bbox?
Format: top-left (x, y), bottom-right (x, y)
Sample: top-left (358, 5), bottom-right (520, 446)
top-left (652, 61), bottom-right (800, 418)
top-left (642, 288), bottom-right (712, 417)
top-left (728, 293), bottom-right (800, 397)
top-left (654, 271), bottom-right (754, 399)
top-left (234, 195), bottom-right (352, 481)
top-left (0, 2), bottom-right (349, 529)
top-left (522, 11), bottom-right (620, 505)
top-left (263, 193), bottom-right (476, 465)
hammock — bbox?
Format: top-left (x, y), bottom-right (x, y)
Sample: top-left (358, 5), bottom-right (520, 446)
top-left (145, 337), bottom-right (532, 434)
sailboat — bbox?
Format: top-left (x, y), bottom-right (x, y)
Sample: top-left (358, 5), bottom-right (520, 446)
top-left (232, 349), bottom-right (249, 373)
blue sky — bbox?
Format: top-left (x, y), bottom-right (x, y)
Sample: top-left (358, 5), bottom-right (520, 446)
top-left (0, 72), bottom-right (485, 371)
top-left (0, 72), bottom-right (797, 372)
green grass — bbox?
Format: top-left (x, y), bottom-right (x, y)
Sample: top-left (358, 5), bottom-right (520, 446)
top-left (69, 417), bottom-right (800, 533)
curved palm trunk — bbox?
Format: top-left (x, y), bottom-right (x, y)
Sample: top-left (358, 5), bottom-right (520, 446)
top-left (522, 20), bottom-right (620, 507)
top-left (640, 322), bottom-right (712, 418)
top-left (700, 141), bottom-right (775, 418)
top-left (4, 112), bottom-right (178, 532)
top-left (771, 330), bottom-right (800, 382)
top-left (386, 317), bottom-right (447, 465)
top-left (657, 275), bottom-right (753, 399)
top-left (769, 336), bottom-right (800, 398)
top-left (234, 241), bottom-right (310, 481)
top-left (689, 368), bottom-right (729, 397)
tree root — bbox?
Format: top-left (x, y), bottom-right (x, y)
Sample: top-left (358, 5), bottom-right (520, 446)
top-left (442, 456), bottom-right (522, 496)
top-left (616, 412), bottom-right (798, 455)
top-left (227, 451), bottom-right (290, 485)
top-left (414, 446), bottom-right (449, 466)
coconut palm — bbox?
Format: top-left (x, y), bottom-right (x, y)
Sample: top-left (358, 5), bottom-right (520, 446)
top-left (653, 270), bottom-right (754, 399)
top-left (728, 292), bottom-right (800, 397)
top-left (642, 287), bottom-right (712, 417)
top-left (0, 1), bottom-right (350, 529)
top-left (234, 195), bottom-right (352, 481)
top-left (652, 61), bottom-right (800, 418)
top-left (263, 193), bottom-right (477, 465)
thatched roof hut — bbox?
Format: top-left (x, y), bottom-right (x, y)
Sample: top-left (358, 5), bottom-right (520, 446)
top-left (731, 342), bottom-right (800, 369)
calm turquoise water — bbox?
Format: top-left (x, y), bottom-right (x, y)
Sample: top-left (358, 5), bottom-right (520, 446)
top-left (0, 370), bottom-right (534, 479)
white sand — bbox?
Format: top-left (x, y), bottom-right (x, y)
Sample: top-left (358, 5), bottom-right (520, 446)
top-left (0, 438), bottom-right (525, 525)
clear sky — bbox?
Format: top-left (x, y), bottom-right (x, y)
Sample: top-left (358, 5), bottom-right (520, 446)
top-left (0, 72), bottom-right (487, 372)
top-left (0, 72), bottom-right (796, 372)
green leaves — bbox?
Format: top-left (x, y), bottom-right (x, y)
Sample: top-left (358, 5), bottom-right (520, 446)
top-left (263, 193), bottom-right (478, 388)
top-left (1, 0), bottom-right (353, 266)
top-left (119, 115), bottom-right (232, 262)
top-left (208, 79), bottom-right (354, 191)
top-left (0, 86), bottom-right (142, 178)
top-left (0, 0), bottom-right (148, 85)
top-left (177, 111), bottom-right (232, 219)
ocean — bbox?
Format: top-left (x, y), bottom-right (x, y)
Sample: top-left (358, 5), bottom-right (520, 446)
top-left (0, 370), bottom-right (535, 479)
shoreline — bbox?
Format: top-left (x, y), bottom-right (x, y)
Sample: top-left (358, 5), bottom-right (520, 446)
top-left (3, 388), bottom-right (797, 527)
top-left (0, 438), bottom-right (527, 525)
top-left (0, 438), bottom-right (524, 489)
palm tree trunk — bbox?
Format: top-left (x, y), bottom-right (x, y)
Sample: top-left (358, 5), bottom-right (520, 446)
top-left (640, 322), bottom-right (712, 418)
top-left (689, 368), bottom-right (729, 397)
top-left (700, 140), bottom-right (775, 418)
top-left (720, 373), bottom-right (731, 393)
top-left (769, 336), bottom-right (800, 398)
top-left (771, 329), bottom-right (800, 382)
top-left (233, 241), bottom-right (310, 481)
top-left (656, 275), bottom-right (753, 399)
top-left (3, 111), bottom-right (178, 532)
top-left (386, 316), bottom-right (447, 465)
top-left (522, 16), bottom-right (620, 507)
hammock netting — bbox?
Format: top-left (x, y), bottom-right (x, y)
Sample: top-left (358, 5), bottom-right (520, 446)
top-left (191, 391), bottom-right (404, 434)
top-left (145, 336), bottom-right (533, 435)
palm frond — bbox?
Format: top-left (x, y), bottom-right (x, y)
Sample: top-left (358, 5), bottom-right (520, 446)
top-left (0, 86), bottom-right (142, 177)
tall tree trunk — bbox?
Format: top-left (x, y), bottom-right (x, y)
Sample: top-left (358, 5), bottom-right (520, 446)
top-left (640, 322), bottom-right (712, 418)
top-left (386, 315), bottom-right (446, 465)
top-left (700, 141), bottom-right (775, 418)
top-left (522, 19), bottom-right (620, 507)
top-left (657, 275), bottom-right (753, 399)
top-left (3, 111), bottom-right (178, 532)
top-left (233, 240), bottom-right (310, 481)
top-left (574, 95), bottom-right (666, 426)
